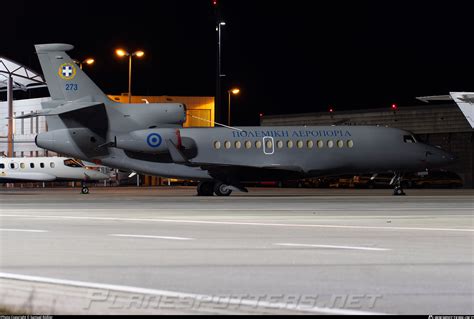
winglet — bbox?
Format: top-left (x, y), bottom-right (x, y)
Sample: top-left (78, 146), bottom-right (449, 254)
top-left (166, 140), bottom-right (189, 164)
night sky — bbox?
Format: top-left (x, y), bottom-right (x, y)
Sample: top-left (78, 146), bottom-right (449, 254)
top-left (2, 1), bottom-right (473, 125)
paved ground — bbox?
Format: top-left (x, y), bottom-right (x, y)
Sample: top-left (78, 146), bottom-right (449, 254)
top-left (0, 187), bottom-right (473, 314)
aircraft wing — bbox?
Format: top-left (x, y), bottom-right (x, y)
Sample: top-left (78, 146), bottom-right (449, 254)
top-left (199, 164), bottom-right (305, 182)
top-left (416, 92), bottom-right (474, 129)
top-left (0, 172), bottom-right (56, 182)
top-left (416, 95), bottom-right (452, 103)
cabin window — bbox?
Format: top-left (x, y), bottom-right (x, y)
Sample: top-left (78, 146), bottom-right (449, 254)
top-left (404, 135), bottom-right (416, 143)
top-left (30, 163), bottom-right (35, 168)
top-left (50, 162), bottom-right (55, 168)
top-left (0, 164), bottom-right (4, 169)
top-left (327, 140), bottom-right (334, 148)
top-left (276, 140), bottom-right (284, 149)
top-left (235, 141), bottom-right (242, 149)
top-left (214, 141), bottom-right (221, 149)
top-left (20, 163), bottom-right (26, 169)
top-left (255, 140), bottom-right (262, 149)
top-left (307, 140), bottom-right (314, 149)
top-left (287, 140), bottom-right (294, 149)
top-left (40, 163), bottom-right (45, 168)
top-left (337, 140), bottom-right (344, 148)
top-left (296, 140), bottom-right (304, 149)
top-left (224, 141), bottom-right (231, 149)
top-left (266, 139), bottom-right (273, 149)
top-left (10, 163), bottom-right (18, 169)
top-left (244, 141), bottom-right (252, 149)
top-left (317, 140), bottom-right (324, 148)
top-left (347, 140), bottom-right (354, 148)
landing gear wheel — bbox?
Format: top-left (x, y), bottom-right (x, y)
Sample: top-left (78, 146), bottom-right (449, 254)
top-left (214, 182), bottom-right (232, 196)
top-left (81, 187), bottom-right (89, 194)
top-left (197, 181), bottom-right (214, 196)
top-left (393, 186), bottom-right (405, 196)
top-left (392, 172), bottom-right (406, 196)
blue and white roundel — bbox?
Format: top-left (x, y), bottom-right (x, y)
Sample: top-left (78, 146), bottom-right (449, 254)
top-left (147, 133), bottom-right (162, 148)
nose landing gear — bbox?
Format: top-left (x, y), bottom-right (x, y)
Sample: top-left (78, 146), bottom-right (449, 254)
top-left (81, 181), bottom-right (89, 194)
top-left (391, 172), bottom-right (406, 196)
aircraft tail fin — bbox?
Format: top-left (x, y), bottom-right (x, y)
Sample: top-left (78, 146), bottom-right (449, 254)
top-left (34, 44), bottom-right (107, 102)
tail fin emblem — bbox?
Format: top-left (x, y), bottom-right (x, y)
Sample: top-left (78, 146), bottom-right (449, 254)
top-left (58, 63), bottom-right (76, 80)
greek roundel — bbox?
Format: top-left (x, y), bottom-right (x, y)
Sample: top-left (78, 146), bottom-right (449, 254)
top-left (58, 63), bottom-right (77, 80)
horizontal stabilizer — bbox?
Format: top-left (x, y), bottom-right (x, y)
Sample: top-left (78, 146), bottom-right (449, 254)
top-left (13, 110), bottom-right (52, 119)
top-left (13, 101), bottom-right (103, 120)
top-left (49, 101), bottom-right (103, 116)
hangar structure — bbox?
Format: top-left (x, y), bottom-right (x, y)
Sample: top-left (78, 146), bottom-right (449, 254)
top-left (0, 57), bottom-right (46, 157)
top-left (261, 104), bottom-right (474, 188)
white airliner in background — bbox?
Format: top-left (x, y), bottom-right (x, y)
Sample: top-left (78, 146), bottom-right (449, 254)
top-left (0, 156), bottom-right (109, 193)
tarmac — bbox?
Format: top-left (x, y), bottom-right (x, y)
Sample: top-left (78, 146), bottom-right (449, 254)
top-left (0, 187), bottom-right (473, 315)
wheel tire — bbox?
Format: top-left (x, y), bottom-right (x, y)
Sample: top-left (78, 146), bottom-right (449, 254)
top-left (197, 181), bottom-right (214, 196)
top-left (81, 187), bottom-right (89, 194)
top-left (393, 187), bottom-right (405, 196)
top-left (214, 182), bottom-right (232, 196)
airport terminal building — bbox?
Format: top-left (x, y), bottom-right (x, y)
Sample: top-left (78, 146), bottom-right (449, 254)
top-left (261, 104), bottom-right (474, 188)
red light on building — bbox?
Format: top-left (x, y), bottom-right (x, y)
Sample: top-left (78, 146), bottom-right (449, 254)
top-left (259, 112), bottom-right (264, 117)
top-left (329, 107), bottom-right (334, 113)
top-left (391, 104), bottom-right (398, 111)
top-left (212, 0), bottom-right (218, 6)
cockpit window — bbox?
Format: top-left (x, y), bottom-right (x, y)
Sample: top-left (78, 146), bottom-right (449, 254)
top-left (63, 159), bottom-right (84, 168)
top-left (403, 135), bottom-right (417, 143)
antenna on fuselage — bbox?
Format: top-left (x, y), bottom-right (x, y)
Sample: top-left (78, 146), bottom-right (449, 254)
top-left (189, 115), bottom-right (243, 132)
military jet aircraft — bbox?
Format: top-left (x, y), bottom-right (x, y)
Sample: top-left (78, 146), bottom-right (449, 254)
top-left (30, 43), bottom-right (456, 196)
top-left (0, 156), bottom-right (109, 194)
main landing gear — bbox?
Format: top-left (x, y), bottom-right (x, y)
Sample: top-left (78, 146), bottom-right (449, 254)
top-left (81, 181), bottom-right (90, 195)
top-left (197, 181), bottom-right (234, 197)
top-left (391, 172), bottom-right (406, 196)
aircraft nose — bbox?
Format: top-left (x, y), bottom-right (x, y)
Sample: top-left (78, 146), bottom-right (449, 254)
top-left (425, 147), bottom-right (456, 166)
top-left (96, 171), bottom-right (110, 180)
top-left (87, 170), bottom-right (109, 180)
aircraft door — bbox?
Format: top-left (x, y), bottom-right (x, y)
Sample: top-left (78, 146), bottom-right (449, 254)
top-left (263, 136), bottom-right (274, 155)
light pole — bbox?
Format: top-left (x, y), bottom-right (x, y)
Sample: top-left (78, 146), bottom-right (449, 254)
top-left (227, 88), bottom-right (240, 126)
top-left (116, 49), bottom-right (145, 103)
top-left (216, 21), bottom-right (226, 123)
top-left (73, 58), bottom-right (95, 69)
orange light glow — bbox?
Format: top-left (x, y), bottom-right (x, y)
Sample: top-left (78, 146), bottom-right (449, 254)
top-left (231, 88), bottom-right (240, 95)
top-left (116, 49), bottom-right (127, 57)
top-left (85, 58), bottom-right (95, 65)
top-left (135, 51), bottom-right (145, 57)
